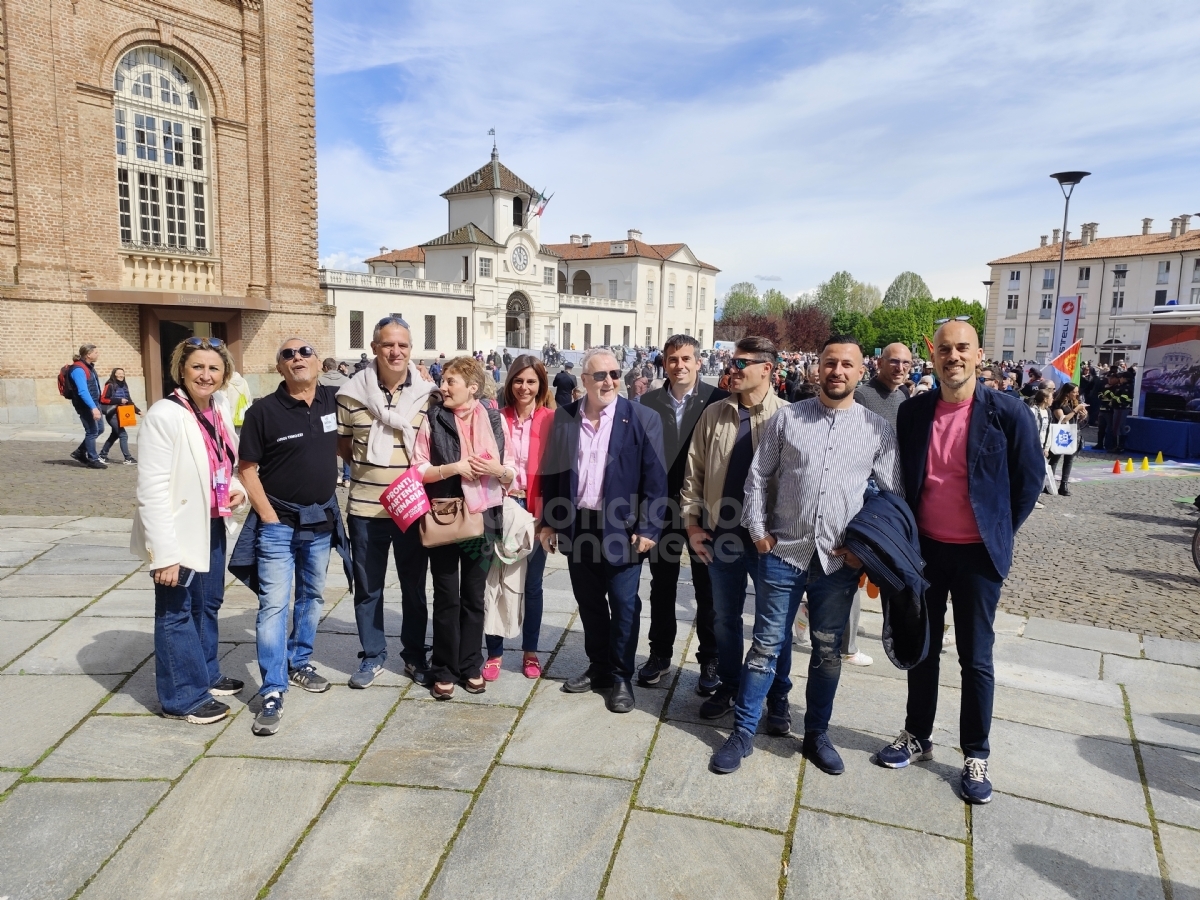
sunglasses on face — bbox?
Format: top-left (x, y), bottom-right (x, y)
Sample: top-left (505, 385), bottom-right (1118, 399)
top-left (186, 336), bottom-right (224, 348)
top-left (279, 346), bottom-right (316, 361)
top-left (729, 357), bottom-right (770, 371)
top-left (585, 370), bottom-right (621, 384)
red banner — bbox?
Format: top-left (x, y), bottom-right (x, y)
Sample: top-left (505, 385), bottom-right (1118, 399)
top-left (380, 467), bottom-right (431, 532)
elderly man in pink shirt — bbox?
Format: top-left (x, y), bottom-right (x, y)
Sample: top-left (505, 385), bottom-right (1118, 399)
top-left (538, 347), bottom-right (667, 713)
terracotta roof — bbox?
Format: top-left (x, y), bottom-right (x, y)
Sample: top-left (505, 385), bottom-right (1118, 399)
top-left (442, 151), bottom-right (538, 198)
top-left (542, 238), bottom-right (719, 271)
top-left (539, 245), bottom-right (562, 259)
top-left (989, 230), bottom-right (1200, 266)
top-left (419, 223), bottom-right (503, 249)
top-left (364, 245), bottom-right (425, 265)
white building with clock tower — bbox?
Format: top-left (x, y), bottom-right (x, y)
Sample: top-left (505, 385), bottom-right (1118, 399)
top-left (320, 148), bottom-right (719, 361)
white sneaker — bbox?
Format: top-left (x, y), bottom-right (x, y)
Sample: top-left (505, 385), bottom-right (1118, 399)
top-left (843, 651), bottom-right (873, 666)
top-left (1034, 501), bottom-right (1045, 509)
top-left (793, 621), bottom-right (811, 648)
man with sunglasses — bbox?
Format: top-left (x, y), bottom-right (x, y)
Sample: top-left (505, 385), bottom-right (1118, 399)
top-left (235, 338), bottom-right (346, 736)
top-left (539, 347), bottom-right (667, 713)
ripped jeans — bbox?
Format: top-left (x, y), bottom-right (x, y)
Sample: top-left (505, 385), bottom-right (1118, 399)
top-left (732, 551), bottom-right (861, 737)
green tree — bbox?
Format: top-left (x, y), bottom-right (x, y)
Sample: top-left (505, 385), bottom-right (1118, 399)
top-left (719, 281), bottom-right (760, 320)
top-left (813, 271), bottom-right (856, 317)
top-left (830, 309), bottom-right (878, 351)
top-left (883, 271), bottom-right (932, 308)
top-left (848, 281), bottom-right (882, 315)
top-left (869, 305), bottom-right (921, 352)
top-left (761, 288), bottom-right (792, 317)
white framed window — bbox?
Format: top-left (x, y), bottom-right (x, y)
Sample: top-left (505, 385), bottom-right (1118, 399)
top-left (699, 287), bottom-right (706, 310)
top-left (686, 286), bottom-right (693, 309)
top-left (684, 326), bottom-right (691, 336)
top-left (608, 279), bottom-right (617, 299)
top-left (623, 326), bottom-right (630, 345)
top-left (114, 47), bottom-right (209, 253)
top-left (1040, 293), bottom-right (1053, 318)
top-left (1042, 268), bottom-right (1055, 290)
top-left (668, 284), bottom-right (675, 308)
top-left (645, 327), bottom-right (652, 346)
top-left (479, 257), bottom-right (492, 277)
top-left (543, 267), bottom-right (555, 285)
top-left (1112, 290), bottom-right (1124, 309)
top-left (646, 280), bottom-right (655, 306)
top-left (1158, 261), bottom-right (1171, 284)
top-left (603, 324), bottom-right (611, 345)
top-left (1191, 287), bottom-right (1200, 304)
top-left (698, 328), bottom-right (704, 344)
top-left (1078, 266), bottom-right (1090, 287)
top-left (1006, 294), bottom-right (1019, 319)
top-left (583, 324), bottom-right (592, 349)
top-left (1003, 328), bottom-right (1015, 346)
top-left (1002, 350), bottom-right (1014, 361)
top-left (1193, 259), bottom-right (1200, 283)
top-left (1007, 270), bottom-right (1021, 290)
top-left (1155, 289), bottom-right (1168, 306)
top-left (1037, 328), bottom-right (1050, 348)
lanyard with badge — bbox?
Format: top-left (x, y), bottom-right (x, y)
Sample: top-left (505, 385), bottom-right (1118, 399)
top-left (170, 389), bottom-right (232, 515)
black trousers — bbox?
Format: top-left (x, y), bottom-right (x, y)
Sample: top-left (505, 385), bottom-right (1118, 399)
top-left (1050, 451), bottom-right (1075, 485)
top-left (647, 527), bottom-right (716, 663)
top-left (428, 536), bottom-right (489, 684)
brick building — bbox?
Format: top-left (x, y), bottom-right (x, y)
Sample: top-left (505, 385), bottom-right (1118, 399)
top-left (0, 0), bottom-right (327, 424)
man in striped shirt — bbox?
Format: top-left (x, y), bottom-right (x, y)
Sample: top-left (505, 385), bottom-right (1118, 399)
top-left (337, 317), bottom-right (436, 689)
top-left (710, 335), bottom-right (902, 776)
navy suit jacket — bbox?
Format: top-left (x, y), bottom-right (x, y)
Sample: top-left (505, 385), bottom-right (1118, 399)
top-left (896, 381), bottom-right (1043, 579)
top-left (540, 395), bottom-right (667, 566)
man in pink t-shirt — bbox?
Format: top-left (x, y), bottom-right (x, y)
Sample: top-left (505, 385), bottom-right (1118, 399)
top-left (875, 321), bottom-right (1043, 806)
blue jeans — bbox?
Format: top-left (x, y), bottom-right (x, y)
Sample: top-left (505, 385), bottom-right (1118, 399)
top-left (254, 524), bottom-right (331, 696)
top-left (101, 412), bottom-right (131, 459)
top-left (154, 518), bottom-right (226, 716)
top-left (707, 534), bottom-right (768, 691)
top-left (347, 514), bottom-right (429, 666)
top-left (76, 410), bottom-right (103, 461)
top-left (485, 496), bottom-right (546, 658)
top-left (733, 552), bottom-right (860, 736)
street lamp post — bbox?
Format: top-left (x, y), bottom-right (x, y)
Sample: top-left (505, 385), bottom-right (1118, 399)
top-left (1050, 171), bottom-right (1090, 319)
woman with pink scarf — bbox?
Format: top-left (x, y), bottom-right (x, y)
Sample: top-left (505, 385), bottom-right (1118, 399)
top-left (412, 356), bottom-right (515, 700)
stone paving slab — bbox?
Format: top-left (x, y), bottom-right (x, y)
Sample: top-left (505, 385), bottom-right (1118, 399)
top-left (0, 572), bottom-right (128, 597)
top-left (317, 596), bottom-right (406, 636)
top-left (1104, 655), bottom-right (1200, 722)
top-left (785, 808), bottom-right (965, 899)
top-left (0, 619), bottom-right (59, 667)
top-left (828, 668), bottom-right (961, 747)
top-left (0, 527), bottom-right (86, 544)
top-left (5, 615), bottom-right (154, 675)
top-left (973, 793), bottom-right (1162, 900)
top-left (1144, 635), bottom-right (1200, 667)
top-left (426, 765), bottom-right (631, 900)
top-left (53, 531), bottom-right (134, 547)
top-left (989, 718), bottom-right (1148, 823)
top-left (0, 781), bottom-right (167, 900)
top-left (35, 713), bottom-right (215, 779)
top-left (994, 660), bottom-right (1124, 707)
top-left (38, 542), bottom-right (141, 561)
top-left (0, 769), bottom-right (18, 793)
top-left (0, 543), bottom-right (53, 566)
top-left (1137, 741), bottom-right (1200, 829)
top-left (20, 557), bottom-right (142, 576)
top-left (267, 783), bottom-right (470, 900)
top-left (80, 588), bottom-right (155, 617)
top-left (208, 684), bottom-right (400, 762)
top-left (497, 610), bottom-right (573, 654)
top-left (102, 643), bottom-right (242, 714)
top-left (993, 633), bottom-right (1101, 679)
top-left (638, 721), bottom-right (801, 831)
top-left (352, 699), bottom-right (515, 790)
top-left (0, 515), bottom-right (82, 528)
top-left (1024, 617), bottom-right (1143, 656)
top-left (62, 516), bottom-right (133, 532)
top-left (0, 595), bottom-right (97, 620)
top-left (0, 673), bottom-right (121, 766)
top-left (80, 757), bottom-right (346, 900)
top-left (1159, 823), bottom-right (1200, 900)
top-left (1132, 713), bottom-right (1200, 752)
top-left (502, 678), bottom-right (663, 779)
top-left (605, 809), bottom-right (784, 900)
top-left (992, 684), bottom-right (1131, 743)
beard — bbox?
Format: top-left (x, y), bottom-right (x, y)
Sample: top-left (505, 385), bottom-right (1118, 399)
top-left (939, 363), bottom-right (971, 389)
top-left (821, 380), bottom-right (854, 401)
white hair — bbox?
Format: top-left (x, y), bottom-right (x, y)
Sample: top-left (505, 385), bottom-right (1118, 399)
top-left (580, 346), bottom-right (618, 371)
top-left (276, 336), bottom-right (313, 360)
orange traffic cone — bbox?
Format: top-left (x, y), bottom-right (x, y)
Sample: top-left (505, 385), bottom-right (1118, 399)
top-left (1112, 460), bottom-right (1122, 474)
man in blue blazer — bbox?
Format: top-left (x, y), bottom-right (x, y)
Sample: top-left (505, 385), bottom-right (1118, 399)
top-left (539, 347), bottom-right (668, 713)
top-left (875, 320), bottom-right (1043, 804)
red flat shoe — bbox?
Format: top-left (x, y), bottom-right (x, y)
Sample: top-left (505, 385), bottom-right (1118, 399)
top-left (482, 657), bottom-right (502, 682)
top-left (522, 654), bottom-right (541, 679)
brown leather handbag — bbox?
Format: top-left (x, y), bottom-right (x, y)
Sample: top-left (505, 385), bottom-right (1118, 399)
top-left (419, 497), bottom-right (484, 548)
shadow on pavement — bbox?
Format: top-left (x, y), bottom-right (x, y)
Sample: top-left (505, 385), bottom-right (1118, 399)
top-left (1012, 844), bottom-right (1165, 900)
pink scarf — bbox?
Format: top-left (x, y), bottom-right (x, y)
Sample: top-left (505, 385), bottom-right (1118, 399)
top-left (453, 400), bottom-right (504, 514)
top-left (175, 389), bottom-right (234, 517)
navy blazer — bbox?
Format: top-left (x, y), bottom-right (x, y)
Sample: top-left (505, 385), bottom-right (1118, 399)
top-left (896, 382), bottom-right (1043, 578)
top-left (638, 380), bottom-right (729, 501)
top-left (540, 395), bottom-right (668, 566)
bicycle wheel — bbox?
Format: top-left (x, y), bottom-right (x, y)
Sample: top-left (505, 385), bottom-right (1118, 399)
top-left (1192, 525), bottom-right (1200, 574)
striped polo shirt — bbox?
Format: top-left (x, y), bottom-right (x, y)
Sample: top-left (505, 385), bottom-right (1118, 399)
top-left (336, 374), bottom-right (433, 519)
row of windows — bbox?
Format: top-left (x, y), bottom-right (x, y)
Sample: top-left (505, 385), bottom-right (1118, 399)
top-left (347, 312), bottom-right (471, 351)
top-left (645, 280), bottom-right (707, 309)
top-left (1008, 261), bottom-right (1200, 292)
top-left (116, 111), bottom-right (203, 170)
top-left (117, 169), bottom-right (206, 250)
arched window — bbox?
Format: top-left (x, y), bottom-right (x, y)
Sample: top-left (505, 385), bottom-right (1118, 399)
top-left (512, 196), bottom-right (524, 227)
top-left (572, 271), bottom-right (591, 297)
top-left (113, 47), bottom-right (211, 253)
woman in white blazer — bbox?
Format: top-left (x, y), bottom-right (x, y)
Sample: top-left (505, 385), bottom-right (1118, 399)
top-left (131, 337), bottom-right (247, 724)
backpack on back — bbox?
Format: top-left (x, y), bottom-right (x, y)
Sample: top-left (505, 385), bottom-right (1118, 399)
top-left (58, 362), bottom-right (84, 400)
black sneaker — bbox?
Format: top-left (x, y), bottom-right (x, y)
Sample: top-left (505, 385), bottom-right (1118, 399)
top-left (210, 676), bottom-right (244, 696)
top-left (765, 694), bottom-right (792, 736)
top-left (636, 655), bottom-right (671, 687)
top-left (403, 661), bottom-right (430, 686)
top-left (252, 694), bottom-right (283, 736)
top-left (123, 457), bottom-right (137, 466)
top-left (696, 658), bottom-right (720, 696)
top-left (961, 757), bottom-right (993, 804)
top-left (699, 683), bottom-right (736, 720)
top-left (163, 698), bottom-right (229, 725)
top-left (289, 664), bottom-right (330, 693)
top-left (98, 454), bottom-right (110, 464)
top-left (70, 447), bottom-right (86, 463)
top-left (85, 458), bottom-right (107, 469)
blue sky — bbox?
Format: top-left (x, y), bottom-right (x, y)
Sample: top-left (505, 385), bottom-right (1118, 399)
top-left (314, 0), bottom-right (1200, 306)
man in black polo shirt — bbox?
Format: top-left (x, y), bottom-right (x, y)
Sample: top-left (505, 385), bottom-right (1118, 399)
top-left (236, 338), bottom-right (343, 737)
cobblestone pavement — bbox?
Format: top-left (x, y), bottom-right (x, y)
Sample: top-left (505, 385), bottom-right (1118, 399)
top-left (1, 515), bottom-right (1198, 899)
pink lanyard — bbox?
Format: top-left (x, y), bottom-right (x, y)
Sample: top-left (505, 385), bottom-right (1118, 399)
top-left (174, 390), bottom-right (232, 516)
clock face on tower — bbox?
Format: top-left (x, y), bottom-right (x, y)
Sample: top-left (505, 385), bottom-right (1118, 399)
top-left (511, 245), bottom-right (529, 273)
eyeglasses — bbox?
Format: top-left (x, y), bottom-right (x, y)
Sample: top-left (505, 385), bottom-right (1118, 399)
top-left (585, 370), bottom-right (621, 383)
top-left (729, 357), bottom-right (771, 370)
top-left (884, 358), bottom-right (913, 367)
top-left (185, 336), bottom-right (224, 348)
top-left (934, 315), bottom-right (972, 325)
top-left (279, 346), bottom-right (316, 361)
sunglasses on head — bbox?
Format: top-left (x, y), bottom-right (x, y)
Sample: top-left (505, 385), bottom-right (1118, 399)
top-left (729, 357), bottom-right (770, 371)
top-left (185, 336), bottom-right (224, 348)
top-left (585, 369), bottom-right (621, 383)
top-left (279, 346), bottom-right (316, 361)
top-left (934, 315), bottom-right (972, 325)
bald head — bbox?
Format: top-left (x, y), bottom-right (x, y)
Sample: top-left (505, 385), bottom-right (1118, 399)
top-left (877, 342), bottom-right (914, 390)
top-left (931, 320), bottom-right (983, 399)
